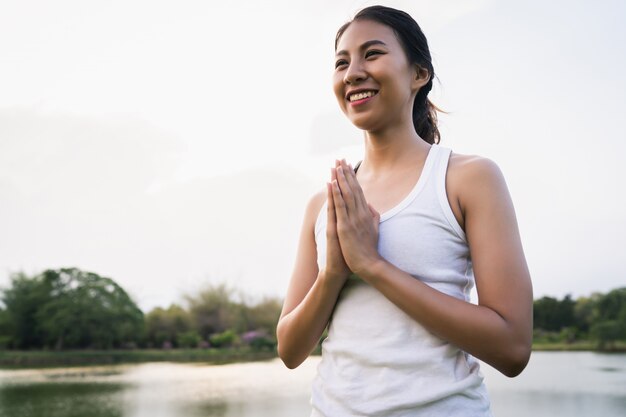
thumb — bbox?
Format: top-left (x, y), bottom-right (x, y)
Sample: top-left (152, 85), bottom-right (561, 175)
top-left (368, 204), bottom-right (380, 223)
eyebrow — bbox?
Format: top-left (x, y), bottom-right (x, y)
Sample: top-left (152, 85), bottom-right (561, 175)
top-left (336, 39), bottom-right (387, 56)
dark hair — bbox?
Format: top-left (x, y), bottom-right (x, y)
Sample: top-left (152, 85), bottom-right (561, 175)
top-left (335, 5), bottom-right (441, 144)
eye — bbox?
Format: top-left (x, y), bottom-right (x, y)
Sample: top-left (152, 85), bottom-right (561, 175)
top-left (335, 59), bottom-right (348, 69)
top-left (365, 50), bottom-right (383, 58)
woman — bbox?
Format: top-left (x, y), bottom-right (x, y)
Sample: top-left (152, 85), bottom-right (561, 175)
top-left (277, 5), bottom-right (533, 416)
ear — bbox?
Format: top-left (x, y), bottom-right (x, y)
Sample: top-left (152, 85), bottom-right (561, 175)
top-left (411, 64), bottom-right (430, 91)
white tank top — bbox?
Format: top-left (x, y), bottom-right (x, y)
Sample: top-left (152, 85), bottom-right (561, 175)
top-left (311, 144), bottom-right (492, 417)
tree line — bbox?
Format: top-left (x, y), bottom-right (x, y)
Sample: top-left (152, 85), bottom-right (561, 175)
top-left (0, 268), bottom-right (281, 351)
top-left (0, 267), bottom-right (624, 351)
top-left (533, 289), bottom-right (626, 349)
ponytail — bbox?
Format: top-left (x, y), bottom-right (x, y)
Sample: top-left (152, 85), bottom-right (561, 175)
top-left (412, 79), bottom-right (441, 144)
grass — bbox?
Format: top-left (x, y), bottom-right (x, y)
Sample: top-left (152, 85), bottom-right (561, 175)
top-left (3, 341), bottom-right (625, 369)
top-left (532, 340), bottom-right (626, 352)
top-left (0, 347), bottom-right (278, 369)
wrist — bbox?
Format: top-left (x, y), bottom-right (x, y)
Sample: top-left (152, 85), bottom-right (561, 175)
top-left (353, 257), bottom-right (388, 283)
top-left (317, 269), bottom-right (351, 291)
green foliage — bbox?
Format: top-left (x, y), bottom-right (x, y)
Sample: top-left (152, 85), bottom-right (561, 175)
top-left (533, 288), bottom-right (626, 349)
top-left (596, 288), bottom-right (626, 322)
top-left (186, 283), bottom-right (239, 339)
top-left (1, 272), bottom-right (53, 349)
top-left (1, 268), bottom-right (144, 350)
top-left (573, 294), bottom-right (602, 333)
top-left (145, 304), bottom-right (192, 348)
top-left (209, 330), bottom-right (238, 348)
top-left (249, 335), bottom-right (276, 351)
top-left (533, 295), bottom-right (575, 332)
top-left (1, 269), bottom-right (286, 353)
top-left (245, 297), bottom-right (282, 335)
top-left (590, 320), bottom-right (626, 349)
top-left (0, 308), bottom-right (11, 348)
top-left (176, 331), bottom-right (202, 348)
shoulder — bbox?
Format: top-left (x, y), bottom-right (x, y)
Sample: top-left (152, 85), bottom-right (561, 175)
top-left (448, 152), bottom-right (504, 184)
top-left (446, 151), bottom-right (509, 216)
top-left (302, 188), bottom-right (327, 230)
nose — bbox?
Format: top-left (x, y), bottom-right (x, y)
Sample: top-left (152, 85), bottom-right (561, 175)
top-left (343, 59), bottom-right (367, 85)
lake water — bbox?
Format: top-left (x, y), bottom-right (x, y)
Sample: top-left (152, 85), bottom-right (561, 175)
top-left (0, 352), bottom-right (624, 417)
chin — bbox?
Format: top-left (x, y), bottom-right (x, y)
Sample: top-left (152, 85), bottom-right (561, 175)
top-left (347, 116), bottom-right (382, 132)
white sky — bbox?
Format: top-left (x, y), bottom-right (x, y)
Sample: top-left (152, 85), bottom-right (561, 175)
top-left (1, 0), bottom-right (624, 311)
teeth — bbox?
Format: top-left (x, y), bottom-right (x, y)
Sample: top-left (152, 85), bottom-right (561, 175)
top-left (349, 91), bottom-right (376, 102)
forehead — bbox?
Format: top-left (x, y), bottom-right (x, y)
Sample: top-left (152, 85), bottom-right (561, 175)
top-left (336, 19), bottom-right (401, 52)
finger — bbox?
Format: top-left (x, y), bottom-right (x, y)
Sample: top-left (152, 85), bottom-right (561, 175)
top-left (368, 203), bottom-right (380, 234)
top-left (368, 203), bottom-right (380, 222)
top-left (331, 179), bottom-right (349, 225)
top-left (336, 166), bottom-right (356, 212)
top-left (341, 159), bottom-right (368, 213)
top-left (326, 182), bottom-right (337, 236)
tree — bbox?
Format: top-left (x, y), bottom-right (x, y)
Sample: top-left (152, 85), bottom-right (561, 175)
top-left (589, 288), bottom-right (626, 349)
top-left (533, 294), bottom-right (576, 332)
top-left (596, 288), bottom-right (626, 322)
top-left (1, 272), bottom-right (54, 349)
top-left (1, 268), bottom-right (144, 349)
top-left (0, 307), bottom-right (11, 348)
top-left (591, 320), bottom-right (625, 350)
top-left (186, 283), bottom-right (239, 339)
top-left (145, 304), bottom-right (192, 348)
top-left (573, 293), bottom-right (602, 334)
top-left (245, 297), bottom-right (282, 335)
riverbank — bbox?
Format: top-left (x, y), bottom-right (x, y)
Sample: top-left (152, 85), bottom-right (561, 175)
top-left (532, 341), bottom-right (626, 352)
top-left (2, 342), bottom-right (625, 369)
top-left (0, 348), bottom-right (277, 369)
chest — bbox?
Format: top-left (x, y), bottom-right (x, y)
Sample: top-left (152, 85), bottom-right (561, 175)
top-left (357, 168), bottom-right (423, 216)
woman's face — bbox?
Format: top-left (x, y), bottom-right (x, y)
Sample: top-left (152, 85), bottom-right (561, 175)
top-left (333, 19), bottom-right (427, 132)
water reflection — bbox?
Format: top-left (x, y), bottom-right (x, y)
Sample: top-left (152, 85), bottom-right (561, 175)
top-left (489, 390), bottom-right (626, 417)
top-left (188, 401), bottom-right (229, 417)
top-left (0, 360), bottom-right (316, 417)
top-left (0, 353), bottom-right (624, 417)
top-left (0, 382), bottom-right (127, 417)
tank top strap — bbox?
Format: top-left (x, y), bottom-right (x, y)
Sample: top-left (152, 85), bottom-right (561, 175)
top-left (433, 146), bottom-right (467, 241)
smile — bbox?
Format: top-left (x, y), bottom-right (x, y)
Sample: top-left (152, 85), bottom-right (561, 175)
top-left (348, 90), bottom-right (379, 102)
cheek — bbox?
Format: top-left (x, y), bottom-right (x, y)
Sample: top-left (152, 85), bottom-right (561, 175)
top-left (332, 76), bottom-right (347, 109)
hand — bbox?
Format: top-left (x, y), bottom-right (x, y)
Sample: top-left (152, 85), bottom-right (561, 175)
top-left (330, 159), bottom-right (382, 276)
top-left (323, 161), bottom-right (352, 283)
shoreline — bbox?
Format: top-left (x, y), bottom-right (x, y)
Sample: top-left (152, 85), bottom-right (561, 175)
top-left (0, 348), bottom-right (277, 369)
top-left (1, 343), bottom-right (625, 370)
top-left (531, 341), bottom-right (626, 352)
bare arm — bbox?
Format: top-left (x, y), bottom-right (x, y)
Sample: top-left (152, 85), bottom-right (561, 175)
top-left (332, 158), bottom-right (533, 377)
top-left (276, 165), bottom-right (353, 369)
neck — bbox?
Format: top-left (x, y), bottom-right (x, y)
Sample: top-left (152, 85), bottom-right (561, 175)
top-left (360, 123), bottom-right (431, 176)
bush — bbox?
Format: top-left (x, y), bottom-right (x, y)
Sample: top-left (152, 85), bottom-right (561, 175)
top-left (241, 330), bottom-right (276, 351)
top-left (209, 330), bottom-right (238, 348)
top-left (177, 331), bottom-right (202, 348)
top-left (591, 320), bottom-right (626, 350)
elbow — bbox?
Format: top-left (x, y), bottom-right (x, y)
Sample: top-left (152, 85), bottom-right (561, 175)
top-left (277, 342), bottom-right (304, 369)
top-left (498, 342), bottom-right (531, 378)
top-left (276, 322), bottom-right (304, 370)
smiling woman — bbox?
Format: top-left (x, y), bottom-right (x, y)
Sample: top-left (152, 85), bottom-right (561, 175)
top-left (332, 10), bottom-right (440, 144)
top-left (276, 5), bottom-right (533, 417)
